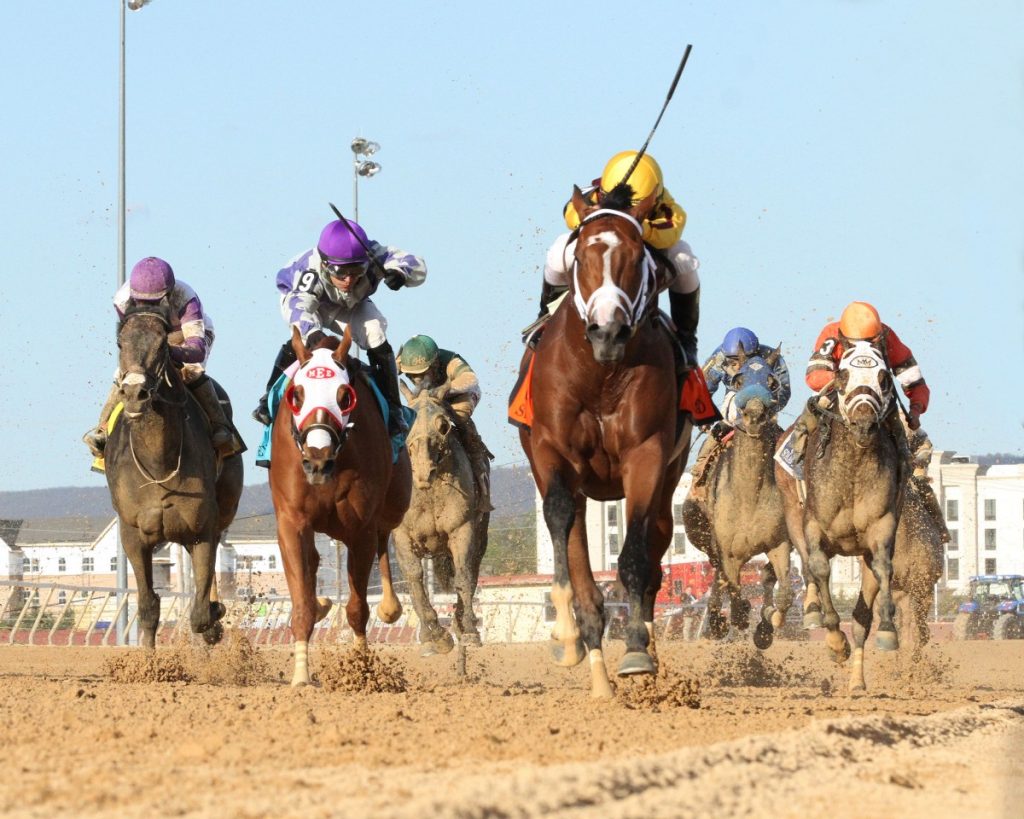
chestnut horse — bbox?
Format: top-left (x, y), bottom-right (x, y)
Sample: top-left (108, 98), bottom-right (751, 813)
top-left (519, 184), bottom-right (691, 698)
top-left (269, 327), bottom-right (410, 686)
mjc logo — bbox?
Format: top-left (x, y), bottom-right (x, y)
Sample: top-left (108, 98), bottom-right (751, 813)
top-left (305, 367), bottom-right (337, 380)
top-left (849, 355), bottom-right (878, 368)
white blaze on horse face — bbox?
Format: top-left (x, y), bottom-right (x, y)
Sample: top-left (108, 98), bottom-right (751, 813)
top-left (584, 231), bottom-right (627, 326)
top-left (305, 428), bottom-right (333, 449)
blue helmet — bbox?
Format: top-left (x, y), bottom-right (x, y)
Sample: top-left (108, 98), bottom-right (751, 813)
top-left (722, 327), bottom-right (759, 357)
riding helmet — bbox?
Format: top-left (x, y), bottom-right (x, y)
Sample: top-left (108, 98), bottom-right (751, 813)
top-left (317, 219), bottom-right (369, 265)
top-left (129, 257), bottom-right (175, 301)
top-left (722, 327), bottom-right (759, 357)
top-left (398, 335), bottom-right (440, 375)
top-left (599, 151), bottom-right (664, 202)
top-left (839, 302), bottom-right (882, 339)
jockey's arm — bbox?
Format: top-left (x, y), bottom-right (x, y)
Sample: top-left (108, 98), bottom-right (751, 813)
top-left (702, 347), bottom-right (726, 395)
top-left (805, 325), bottom-right (839, 393)
top-left (883, 325), bottom-right (930, 414)
top-left (642, 189), bottom-right (686, 249)
top-left (445, 355), bottom-right (481, 419)
top-left (276, 254), bottom-right (325, 343)
top-left (171, 318), bottom-right (207, 364)
top-left (371, 242), bottom-right (427, 290)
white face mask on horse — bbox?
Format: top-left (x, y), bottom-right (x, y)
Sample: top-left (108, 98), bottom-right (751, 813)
top-left (286, 348), bottom-right (358, 451)
top-left (836, 341), bottom-right (894, 426)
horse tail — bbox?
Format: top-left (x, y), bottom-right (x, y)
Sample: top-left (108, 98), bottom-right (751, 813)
top-left (434, 550), bottom-right (456, 594)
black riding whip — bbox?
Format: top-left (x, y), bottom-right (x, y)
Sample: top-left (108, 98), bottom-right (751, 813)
top-left (619, 45), bottom-right (693, 190)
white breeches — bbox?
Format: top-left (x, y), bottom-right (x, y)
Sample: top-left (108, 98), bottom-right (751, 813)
top-left (320, 298), bottom-right (389, 350)
top-left (544, 232), bottom-right (700, 294)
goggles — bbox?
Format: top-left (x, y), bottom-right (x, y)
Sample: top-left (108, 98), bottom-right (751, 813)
top-left (321, 259), bottom-right (369, 281)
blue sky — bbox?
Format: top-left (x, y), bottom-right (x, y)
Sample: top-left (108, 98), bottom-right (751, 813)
top-left (1, 1), bottom-right (1021, 492)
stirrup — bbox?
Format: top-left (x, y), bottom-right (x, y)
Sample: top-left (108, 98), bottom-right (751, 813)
top-left (252, 398), bottom-right (272, 427)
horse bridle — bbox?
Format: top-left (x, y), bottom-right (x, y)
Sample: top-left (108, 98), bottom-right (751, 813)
top-left (571, 209), bottom-right (658, 330)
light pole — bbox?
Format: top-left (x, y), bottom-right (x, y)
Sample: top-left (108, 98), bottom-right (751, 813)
top-left (116, 0), bottom-right (153, 647)
top-left (350, 137), bottom-right (381, 222)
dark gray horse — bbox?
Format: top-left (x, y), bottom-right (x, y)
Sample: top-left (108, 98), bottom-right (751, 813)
top-left (105, 302), bottom-right (243, 647)
top-left (393, 381), bottom-right (488, 657)
top-left (800, 338), bottom-right (903, 691)
top-left (682, 350), bottom-right (792, 649)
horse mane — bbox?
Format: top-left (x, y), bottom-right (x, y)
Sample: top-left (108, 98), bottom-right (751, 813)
top-left (597, 182), bottom-right (637, 213)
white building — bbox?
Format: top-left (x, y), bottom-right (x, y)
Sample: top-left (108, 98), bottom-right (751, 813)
top-left (533, 450), bottom-right (1024, 597)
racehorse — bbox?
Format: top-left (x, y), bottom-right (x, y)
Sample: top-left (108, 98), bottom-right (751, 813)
top-left (106, 302), bottom-right (243, 647)
top-left (681, 348), bottom-right (793, 649)
top-left (269, 327), bottom-right (410, 686)
top-left (789, 338), bottom-right (904, 691)
top-left (393, 381), bottom-right (488, 657)
top-left (518, 183), bottom-right (692, 699)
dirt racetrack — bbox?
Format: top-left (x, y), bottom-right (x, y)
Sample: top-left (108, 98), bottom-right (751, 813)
top-left (1, 635), bottom-right (1021, 818)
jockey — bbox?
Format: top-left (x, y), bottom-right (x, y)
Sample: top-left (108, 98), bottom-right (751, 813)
top-left (536, 150), bottom-right (701, 366)
top-left (252, 217), bottom-right (426, 436)
top-left (82, 257), bottom-right (239, 458)
top-left (397, 335), bottom-right (494, 511)
top-left (689, 327), bottom-right (791, 499)
top-left (792, 301), bottom-right (947, 539)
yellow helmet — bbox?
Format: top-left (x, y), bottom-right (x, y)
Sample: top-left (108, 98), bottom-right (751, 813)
top-left (599, 151), bottom-right (664, 202)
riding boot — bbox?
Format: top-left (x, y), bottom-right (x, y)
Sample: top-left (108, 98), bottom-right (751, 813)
top-left (252, 341), bottom-right (299, 425)
top-left (189, 375), bottom-right (238, 457)
top-left (368, 341), bottom-right (408, 437)
top-left (668, 286), bottom-right (699, 370)
top-left (456, 416), bottom-right (495, 512)
top-left (791, 398), bottom-right (821, 464)
top-left (82, 382), bottom-right (122, 459)
top-left (688, 426), bottom-right (724, 503)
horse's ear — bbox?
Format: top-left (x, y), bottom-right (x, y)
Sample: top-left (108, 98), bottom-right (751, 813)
top-left (629, 189), bottom-right (659, 223)
top-left (571, 185), bottom-right (596, 220)
top-left (736, 347), bottom-right (748, 367)
top-left (430, 381), bottom-right (452, 402)
top-left (767, 344), bottom-right (781, 367)
top-left (333, 325), bottom-right (352, 364)
top-left (837, 330), bottom-right (852, 351)
top-left (399, 379), bottom-right (414, 404)
top-left (291, 326), bottom-right (311, 364)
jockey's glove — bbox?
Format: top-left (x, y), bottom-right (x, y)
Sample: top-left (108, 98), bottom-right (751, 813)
top-left (908, 403), bottom-right (923, 430)
top-left (383, 270), bottom-right (405, 291)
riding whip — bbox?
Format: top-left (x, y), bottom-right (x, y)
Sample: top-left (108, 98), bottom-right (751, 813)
top-left (619, 44), bottom-right (693, 190)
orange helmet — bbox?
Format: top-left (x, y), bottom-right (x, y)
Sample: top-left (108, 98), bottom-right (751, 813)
top-left (839, 302), bottom-right (882, 339)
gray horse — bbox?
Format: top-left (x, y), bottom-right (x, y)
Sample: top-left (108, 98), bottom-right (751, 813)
top-left (105, 302), bottom-right (243, 647)
top-left (393, 381), bottom-right (489, 656)
top-left (797, 339), bottom-right (904, 690)
top-left (682, 350), bottom-right (793, 649)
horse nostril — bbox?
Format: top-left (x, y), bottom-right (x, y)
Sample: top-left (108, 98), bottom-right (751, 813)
top-left (614, 325), bottom-right (631, 343)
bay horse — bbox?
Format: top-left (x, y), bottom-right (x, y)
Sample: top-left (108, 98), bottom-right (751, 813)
top-left (106, 302), bottom-right (243, 647)
top-left (269, 327), bottom-right (410, 687)
top-left (518, 183), bottom-right (691, 699)
top-left (796, 338), bottom-right (904, 691)
top-left (681, 349), bottom-right (793, 649)
top-left (393, 381), bottom-right (488, 657)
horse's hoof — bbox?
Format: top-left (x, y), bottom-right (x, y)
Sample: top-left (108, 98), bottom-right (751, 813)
top-left (550, 636), bottom-right (586, 667)
top-left (459, 633), bottom-right (482, 648)
top-left (753, 621), bottom-right (774, 650)
top-left (849, 681), bottom-right (867, 694)
top-left (211, 601), bottom-right (227, 621)
top-left (770, 610), bottom-right (785, 630)
top-left (314, 596), bottom-right (333, 622)
top-left (617, 651), bottom-right (656, 677)
top-left (803, 612), bottom-right (823, 629)
top-left (376, 600), bottom-right (402, 624)
top-left (419, 645), bottom-right (438, 658)
top-left (706, 613), bottom-right (729, 640)
top-left (876, 630), bottom-right (899, 652)
top-left (201, 621), bottom-right (224, 646)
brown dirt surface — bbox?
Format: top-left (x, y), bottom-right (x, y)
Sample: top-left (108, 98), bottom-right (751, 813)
top-left (1, 634), bottom-right (1021, 817)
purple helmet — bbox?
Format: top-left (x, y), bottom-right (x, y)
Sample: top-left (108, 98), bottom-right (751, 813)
top-left (129, 257), bottom-right (175, 301)
top-left (317, 220), bottom-right (369, 265)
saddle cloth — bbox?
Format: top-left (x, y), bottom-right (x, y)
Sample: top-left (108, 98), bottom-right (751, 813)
top-left (508, 347), bottom-right (719, 430)
top-left (89, 403), bottom-right (126, 474)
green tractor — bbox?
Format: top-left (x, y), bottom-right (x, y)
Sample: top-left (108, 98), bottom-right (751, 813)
top-left (952, 575), bottom-right (1024, 640)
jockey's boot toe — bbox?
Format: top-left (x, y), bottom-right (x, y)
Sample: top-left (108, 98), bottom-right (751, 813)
top-left (252, 397), bottom-right (272, 427)
top-left (211, 426), bottom-right (236, 457)
top-left (83, 427), bottom-right (107, 459)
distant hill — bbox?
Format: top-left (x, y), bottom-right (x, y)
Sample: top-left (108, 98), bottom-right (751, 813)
top-left (0, 464), bottom-right (537, 538)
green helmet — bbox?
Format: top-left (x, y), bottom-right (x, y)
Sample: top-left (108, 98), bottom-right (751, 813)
top-left (398, 335), bottom-right (439, 375)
